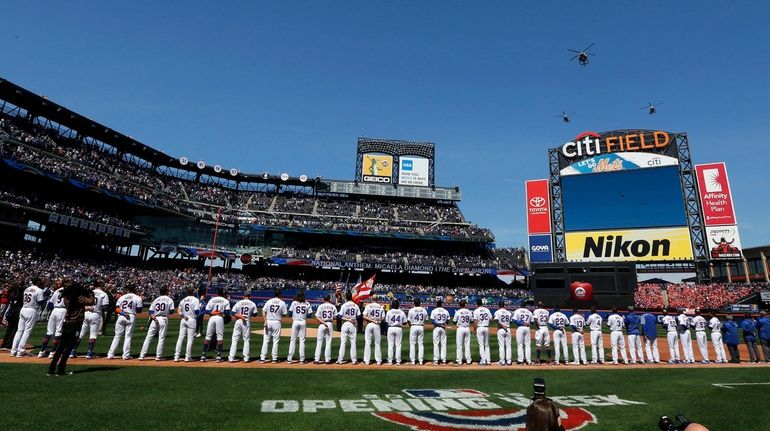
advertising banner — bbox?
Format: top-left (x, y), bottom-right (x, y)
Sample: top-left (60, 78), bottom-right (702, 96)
top-left (705, 225), bottom-right (743, 260)
top-left (528, 234), bottom-right (553, 263)
top-left (695, 163), bottom-right (737, 226)
top-left (398, 156), bottom-right (429, 187)
top-left (361, 153), bottom-right (393, 183)
top-left (565, 227), bottom-right (693, 262)
top-left (526, 179), bottom-right (551, 234)
top-left (560, 152), bottom-right (679, 176)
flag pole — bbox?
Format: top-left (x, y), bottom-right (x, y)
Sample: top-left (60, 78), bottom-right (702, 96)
top-left (207, 208), bottom-right (222, 290)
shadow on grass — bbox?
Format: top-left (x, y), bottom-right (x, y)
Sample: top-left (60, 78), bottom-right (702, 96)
top-left (73, 366), bottom-right (124, 374)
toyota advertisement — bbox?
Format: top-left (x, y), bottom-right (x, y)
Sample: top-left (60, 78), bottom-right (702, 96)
top-left (695, 162), bottom-right (737, 226)
top-left (526, 179), bottom-right (551, 234)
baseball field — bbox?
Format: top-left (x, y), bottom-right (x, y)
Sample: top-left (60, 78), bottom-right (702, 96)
top-left (3, 319), bottom-right (769, 431)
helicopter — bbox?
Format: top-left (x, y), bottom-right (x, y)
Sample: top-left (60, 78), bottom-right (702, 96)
top-left (555, 111), bottom-right (574, 123)
top-left (641, 102), bottom-right (663, 115)
top-left (568, 43), bottom-right (595, 66)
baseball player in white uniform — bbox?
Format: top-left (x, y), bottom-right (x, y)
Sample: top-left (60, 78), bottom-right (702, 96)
top-left (229, 291), bottom-right (258, 363)
top-left (287, 292), bottom-right (312, 364)
top-left (569, 308), bottom-right (587, 365)
top-left (385, 300), bottom-right (407, 365)
top-left (661, 310), bottom-right (681, 363)
top-left (493, 301), bottom-right (513, 366)
top-left (174, 287), bottom-right (202, 362)
top-left (106, 285), bottom-right (143, 360)
top-left (362, 298), bottom-right (385, 365)
top-left (532, 303), bottom-right (551, 364)
top-left (314, 295), bottom-right (337, 364)
top-left (677, 310), bottom-right (695, 364)
top-left (607, 308), bottom-right (628, 365)
top-left (72, 281), bottom-right (109, 359)
top-left (512, 304), bottom-right (533, 364)
top-left (11, 278), bottom-right (49, 357)
top-left (430, 299), bottom-right (450, 365)
top-left (38, 283), bottom-right (65, 358)
top-left (201, 288), bottom-right (231, 362)
top-left (586, 306), bottom-right (605, 364)
top-left (472, 299), bottom-right (492, 366)
top-left (337, 293), bottom-right (360, 364)
top-left (548, 307), bottom-right (569, 365)
top-left (708, 313), bottom-right (727, 363)
top-left (260, 289), bottom-right (287, 363)
top-left (691, 309), bottom-right (710, 363)
top-left (407, 299), bottom-right (428, 365)
top-left (139, 287), bottom-right (175, 361)
top-left (453, 300), bottom-right (474, 365)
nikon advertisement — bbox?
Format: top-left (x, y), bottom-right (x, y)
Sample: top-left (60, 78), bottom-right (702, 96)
top-left (565, 227), bottom-right (694, 262)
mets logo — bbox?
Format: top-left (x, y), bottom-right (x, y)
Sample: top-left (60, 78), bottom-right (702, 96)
top-left (575, 287), bottom-right (587, 299)
top-left (373, 389), bottom-right (596, 431)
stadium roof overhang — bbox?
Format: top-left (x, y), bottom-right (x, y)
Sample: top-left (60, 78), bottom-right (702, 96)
top-left (0, 78), bottom-right (462, 196)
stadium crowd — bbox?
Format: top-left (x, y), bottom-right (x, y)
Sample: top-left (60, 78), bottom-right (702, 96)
top-left (634, 282), bottom-right (767, 310)
top-left (1, 115), bottom-right (493, 240)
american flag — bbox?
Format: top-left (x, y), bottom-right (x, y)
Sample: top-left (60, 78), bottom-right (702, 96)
top-left (352, 274), bottom-right (376, 303)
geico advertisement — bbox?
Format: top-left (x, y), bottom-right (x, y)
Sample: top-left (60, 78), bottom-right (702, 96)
top-left (565, 227), bottom-right (693, 262)
top-left (362, 153), bottom-right (393, 183)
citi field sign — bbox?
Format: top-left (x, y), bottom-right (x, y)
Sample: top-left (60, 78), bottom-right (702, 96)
top-left (560, 130), bottom-right (673, 162)
top-left (261, 388), bottom-right (646, 431)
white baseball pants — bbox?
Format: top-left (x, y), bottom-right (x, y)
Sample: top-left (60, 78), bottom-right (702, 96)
top-left (627, 334), bottom-right (644, 363)
top-left (456, 327), bottom-right (472, 364)
top-left (571, 332), bottom-right (586, 364)
top-left (315, 322), bottom-right (333, 362)
top-left (643, 335), bottom-right (660, 363)
top-left (679, 330), bottom-right (694, 362)
top-left (666, 332), bottom-right (680, 361)
top-left (497, 327), bottom-right (512, 364)
top-left (11, 308), bottom-right (38, 355)
top-left (174, 317), bottom-right (197, 361)
top-left (261, 320), bottom-right (282, 361)
top-left (108, 314), bottom-right (136, 359)
top-left (287, 320), bottom-right (307, 361)
top-left (229, 319), bottom-right (252, 361)
top-left (610, 330), bottom-right (627, 363)
top-left (409, 325), bottom-right (424, 363)
top-left (387, 327), bottom-right (403, 364)
top-left (139, 316), bottom-right (168, 359)
top-left (476, 327), bottom-right (490, 364)
top-left (516, 326), bottom-right (532, 363)
top-left (695, 331), bottom-right (709, 362)
top-left (364, 322), bottom-right (382, 364)
top-left (589, 330), bottom-right (604, 363)
top-left (553, 329), bottom-right (568, 363)
top-left (337, 321), bottom-right (357, 362)
top-left (433, 327), bottom-right (447, 362)
top-left (710, 332), bottom-right (726, 363)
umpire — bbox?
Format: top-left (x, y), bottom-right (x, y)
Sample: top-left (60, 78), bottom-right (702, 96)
top-left (48, 281), bottom-right (94, 376)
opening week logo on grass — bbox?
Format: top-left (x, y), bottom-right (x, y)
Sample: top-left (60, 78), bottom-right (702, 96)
top-left (261, 388), bottom-right (645, 430)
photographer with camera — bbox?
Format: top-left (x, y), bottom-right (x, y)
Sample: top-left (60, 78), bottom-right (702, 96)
top-left (659, 415), bottom-right (710, 430)
top-left (525, 378), bottom-right (565, 431)
top-left (47, 280), bottom-right (94, 376)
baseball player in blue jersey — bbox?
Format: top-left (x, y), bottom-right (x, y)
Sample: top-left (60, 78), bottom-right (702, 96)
top-left (741, 313), bottom-right (761, 363)
top-left (640, 310), bottom-right (660, 363)
top-left (721, 315), bottom-right (740, 363)
top-left (624, 306), bottom-right (643, 364)
top-left (757, 311), bottom-right (770, 362)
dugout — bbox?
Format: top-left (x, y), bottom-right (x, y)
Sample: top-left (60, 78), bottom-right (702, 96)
top-left (530, 262), bottom-right (637, 308)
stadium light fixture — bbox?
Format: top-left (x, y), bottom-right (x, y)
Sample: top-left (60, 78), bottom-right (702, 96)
top-left (179, 157), bottom-right (189, 166)
top-left (229, 168), bottom-right (238, 177)
top-left (280, 173), bottom-right (289, 181)
top-left (214, 164), bottom-right (222, 173)
top-left (262, 172), bottom-right (270, 180)
top-left (197, 160), bottom-right (206, 169)
top-left (299, 175), bottom-right (308, 183)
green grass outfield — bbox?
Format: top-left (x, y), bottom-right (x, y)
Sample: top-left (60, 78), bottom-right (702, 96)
top-left (2, 364), bottom-right (768, 430)
top-left (3, 319), bottom-right (769, 430)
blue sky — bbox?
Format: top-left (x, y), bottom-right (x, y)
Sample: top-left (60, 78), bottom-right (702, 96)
top-left (2, 1), bottom-right (769, 247)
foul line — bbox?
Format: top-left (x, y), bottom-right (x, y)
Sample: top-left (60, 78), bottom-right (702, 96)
top-left (711, 382), bottom-right (770, 389)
